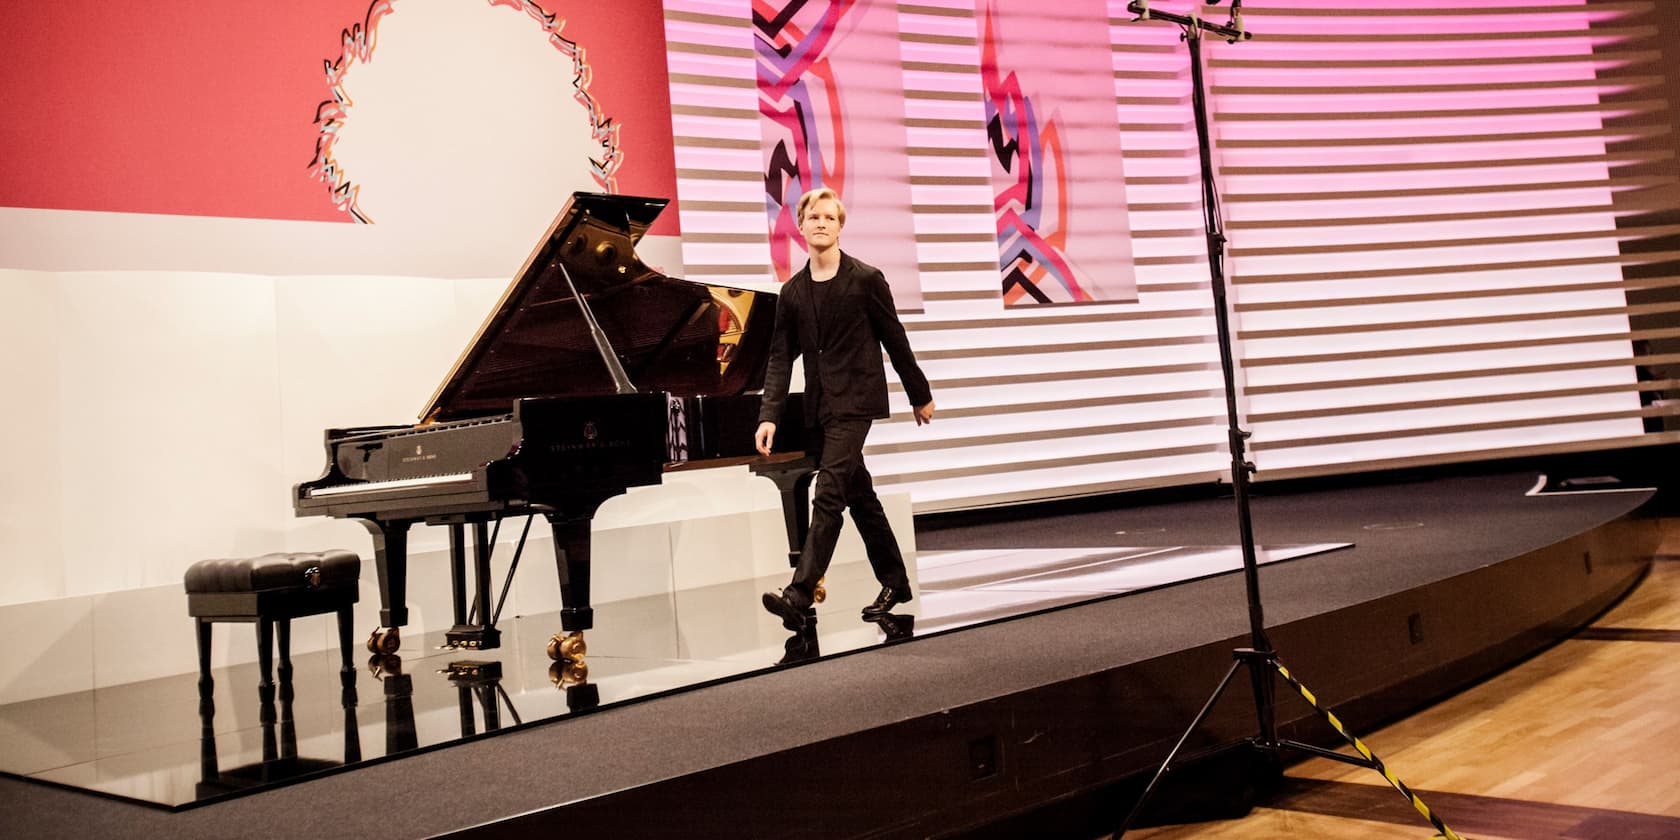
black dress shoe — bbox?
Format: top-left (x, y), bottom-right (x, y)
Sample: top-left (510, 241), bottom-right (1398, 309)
top-left (762, 591), bottom-right (809, 632)
top-left (777, 631), bottom-right (821, 665)
top-left (865, 612), bottom-right (915, 641)
top-left (860, 585), bottom-right (912, 618)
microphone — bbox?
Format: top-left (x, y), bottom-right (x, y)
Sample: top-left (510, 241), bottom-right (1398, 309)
top-left (1221, 0), bottom-right (1249, 42)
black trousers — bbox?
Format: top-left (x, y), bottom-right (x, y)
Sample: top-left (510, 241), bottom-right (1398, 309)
top-left (785, 417), bottom-right (910, 606)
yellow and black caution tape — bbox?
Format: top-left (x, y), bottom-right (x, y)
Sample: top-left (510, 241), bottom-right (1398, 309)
top-left (1275, 661), bottom-right (1466, 840)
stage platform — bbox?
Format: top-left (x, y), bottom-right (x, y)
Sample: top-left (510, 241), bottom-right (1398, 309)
top-left (0, 464), bottom-right (1664, 839)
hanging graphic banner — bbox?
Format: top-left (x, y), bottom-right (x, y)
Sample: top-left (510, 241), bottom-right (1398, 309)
top-left (980, 0), bottom-right (1137, 306)
top-left (755, 0), bottom-right (922, 308)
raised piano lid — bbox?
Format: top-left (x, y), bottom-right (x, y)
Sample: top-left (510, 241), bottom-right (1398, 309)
top-left (420, 192), bottom-right (779, 423)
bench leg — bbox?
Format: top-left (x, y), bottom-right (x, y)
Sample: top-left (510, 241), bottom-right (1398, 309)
top-left (256, 620), bottom-right (277, 762)
top-left (195, 619), bottom-right (214, 717)
top-left (336, 605), bottom-right (356, 678)
top-left (194, 618), bottom-right (219, 780)
top-left (253, 621), bottom-right (273, 705)
top-left (276, 619), bottom-right (293, 707)
top-left (256, 620), bottom-right (275, 720)
top-left (277, 619), bottom-right (297, 761)
top-left (337, 603), bottom-right (361, 764)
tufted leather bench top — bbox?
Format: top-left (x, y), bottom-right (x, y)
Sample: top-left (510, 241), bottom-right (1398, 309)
top-left (184, 550), bottom-right (361, 595)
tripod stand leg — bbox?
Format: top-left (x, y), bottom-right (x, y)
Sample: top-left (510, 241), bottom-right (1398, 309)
top-left (1271, 660), bottom-right (1466, 840)
top-left (1115, 658), bottom-right (1248, 837)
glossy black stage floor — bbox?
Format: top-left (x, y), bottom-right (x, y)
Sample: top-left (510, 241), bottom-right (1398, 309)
top-left (0, 459), bottom-right (1666, 839)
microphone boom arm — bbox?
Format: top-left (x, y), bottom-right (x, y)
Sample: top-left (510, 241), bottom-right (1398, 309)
top-left (1127, 0), bottom-right (1251, 42)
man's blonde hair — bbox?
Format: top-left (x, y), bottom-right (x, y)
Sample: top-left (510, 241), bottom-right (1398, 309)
top-left (796, 187), bottom-right (847, 226)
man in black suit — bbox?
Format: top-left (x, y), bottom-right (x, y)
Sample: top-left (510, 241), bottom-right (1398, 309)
top-left (756, 187), bottom-right (936, 630)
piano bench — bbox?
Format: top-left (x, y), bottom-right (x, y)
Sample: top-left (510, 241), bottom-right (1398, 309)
top-left (184, 550), bottom-right (362, 711)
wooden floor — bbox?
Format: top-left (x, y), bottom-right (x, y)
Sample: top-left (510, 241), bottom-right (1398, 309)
top-left (1124, 520), bottom-right (1680, 840)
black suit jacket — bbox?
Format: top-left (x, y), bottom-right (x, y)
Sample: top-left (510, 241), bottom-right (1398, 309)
top-left (758, 251), bottom-right (932, 427)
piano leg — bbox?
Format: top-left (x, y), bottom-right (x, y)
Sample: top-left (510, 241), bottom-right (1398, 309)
top-left (374, 660), bottom-right (418, 755)
top-left (752, 459), bottom-right (822, 606)
top-left (751, 460), bottom-right (817, 570)
top-left (358, 518), bottom-right (412, 653)
top-left (544, 513), bottom-right (594, 636)
top-left (537, 492), bottom-right (624, 662)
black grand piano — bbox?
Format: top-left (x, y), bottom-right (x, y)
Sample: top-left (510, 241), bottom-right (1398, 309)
top-left (295, 193), bottom-right (814, 663)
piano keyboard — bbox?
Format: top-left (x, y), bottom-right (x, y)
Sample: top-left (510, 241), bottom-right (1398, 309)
top-left (305, 472), bottom-right (478, 498)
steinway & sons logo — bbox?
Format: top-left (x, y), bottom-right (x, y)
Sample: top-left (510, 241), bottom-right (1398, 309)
top-left (546, 418), bottom-right (630, 453)
top-left (400, 443), bottom-right (438, 464)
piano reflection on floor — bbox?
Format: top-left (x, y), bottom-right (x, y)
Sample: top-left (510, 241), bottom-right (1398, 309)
top-left (374, 655), bottom-right (596, 743)
top-left (195, 652), bottom-right (360, 800)
top-left (295, 193), bottom-right (817, 671)
top-left (196, 650), bottom-right (595, 800)
top-left (437, 656), bottom-right (598, 735)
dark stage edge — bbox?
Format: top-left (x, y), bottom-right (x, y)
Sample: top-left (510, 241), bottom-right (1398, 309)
top-left (0, 467), bottom-right (1663, 840)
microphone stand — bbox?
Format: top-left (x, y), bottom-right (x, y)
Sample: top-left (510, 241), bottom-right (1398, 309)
top-left (1112, 4), bottom-right (1464, 839)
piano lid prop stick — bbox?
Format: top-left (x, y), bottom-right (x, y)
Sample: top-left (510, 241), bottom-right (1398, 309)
top-left (557, 260), bottom-right (638, 394)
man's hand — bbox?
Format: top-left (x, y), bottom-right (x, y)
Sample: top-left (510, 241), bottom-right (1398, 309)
top-left (755, 421), bottom-right (777, 456)
top-left (914, 401), bottom-right (936, 426)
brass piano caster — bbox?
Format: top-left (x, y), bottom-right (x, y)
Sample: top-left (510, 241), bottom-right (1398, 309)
top-left (546, 631), bottom-right (587, 662)
top-left (367, 627), bottom-right (401, 655)
top-left (367, 654), bottom-right (403, 679)
top-left (548, 658), bottom-right (589, 688)
top-left (813, 578), bottom-right (827, 604)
